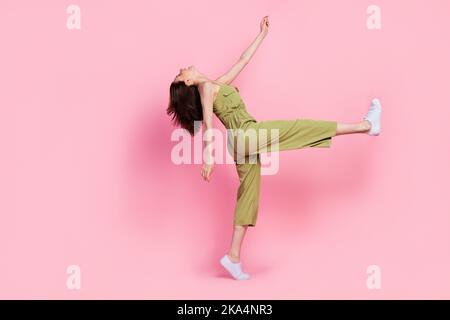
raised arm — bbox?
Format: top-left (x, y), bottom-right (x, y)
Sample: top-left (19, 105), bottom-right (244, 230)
top-left (215, 16), bottom-right (270, 84)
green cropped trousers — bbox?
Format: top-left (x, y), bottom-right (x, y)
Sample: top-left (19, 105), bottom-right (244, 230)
top-left (229, 118), bottom-right (338, 227)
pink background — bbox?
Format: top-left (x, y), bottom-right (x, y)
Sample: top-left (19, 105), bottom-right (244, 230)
top-left (1, 0), bottom-right (450, 299)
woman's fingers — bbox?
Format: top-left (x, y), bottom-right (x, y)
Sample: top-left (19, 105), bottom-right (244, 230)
top-left (201, 168), bottom-right (208, 181)
top-left (260, 16), bottom-right (269, 33)
top-left (201, 164), bottom-right (214, 182)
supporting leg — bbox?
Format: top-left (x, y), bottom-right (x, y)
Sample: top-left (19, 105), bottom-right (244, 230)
top-left (227, 225), bottom-right (248, 263)
top-left (220, 225), bottom-right (251, 280)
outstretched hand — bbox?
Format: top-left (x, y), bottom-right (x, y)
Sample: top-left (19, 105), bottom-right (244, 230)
top-left (260, 15), bottom-right (270, 36)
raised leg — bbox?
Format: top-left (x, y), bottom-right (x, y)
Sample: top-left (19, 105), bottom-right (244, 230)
top-left (335, 120), bottom-right (371, 135)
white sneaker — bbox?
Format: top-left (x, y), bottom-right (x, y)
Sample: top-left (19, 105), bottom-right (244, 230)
top-left (364, 98), bottom-right (382, 136)
top-left (220, 255), bottom-right (251, 280)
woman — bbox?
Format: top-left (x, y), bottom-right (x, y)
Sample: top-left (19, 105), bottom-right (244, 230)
top-left (167, 16), bottom-right (382, 280)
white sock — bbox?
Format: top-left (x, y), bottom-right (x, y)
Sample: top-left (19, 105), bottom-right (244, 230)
top-left (364, 98), bottom-right (382, 136)
top-left (220, 254), bottom-right (250, 280)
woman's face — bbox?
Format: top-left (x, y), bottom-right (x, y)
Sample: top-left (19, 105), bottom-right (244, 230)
top-left (174, 65), bottom-right (198, 85)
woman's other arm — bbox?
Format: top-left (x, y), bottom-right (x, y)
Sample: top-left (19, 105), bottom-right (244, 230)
top-left (198, 82), bottom-right (215, 182)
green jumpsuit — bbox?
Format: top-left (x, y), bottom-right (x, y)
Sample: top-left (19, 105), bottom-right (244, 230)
top-left (213, 83), bottom-right (337, 227)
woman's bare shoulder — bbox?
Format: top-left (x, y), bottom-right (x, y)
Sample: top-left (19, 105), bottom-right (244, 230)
top-left (198, 80), bottom-right (224, 97)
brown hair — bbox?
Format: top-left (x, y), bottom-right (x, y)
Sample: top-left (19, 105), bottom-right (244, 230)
top-left (166, 81), bottom-right (203, 136)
